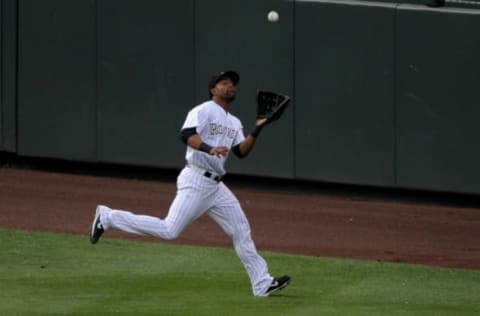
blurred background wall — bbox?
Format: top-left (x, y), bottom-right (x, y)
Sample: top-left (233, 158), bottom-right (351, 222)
top-left (1, 0), bottom-right (480, 194)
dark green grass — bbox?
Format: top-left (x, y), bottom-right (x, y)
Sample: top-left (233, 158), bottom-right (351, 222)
top-left (0, 229), bottom-right (479, 315)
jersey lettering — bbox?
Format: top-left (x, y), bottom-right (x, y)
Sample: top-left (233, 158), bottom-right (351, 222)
top-left (209, 123), bottom-right (238, 139)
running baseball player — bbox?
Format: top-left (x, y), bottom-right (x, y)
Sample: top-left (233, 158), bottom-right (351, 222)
top-left (90, 70), bottom-right (291, 297)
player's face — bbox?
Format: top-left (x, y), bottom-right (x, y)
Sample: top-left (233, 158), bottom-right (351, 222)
top-left (212, 78), bottom-right (237, 102)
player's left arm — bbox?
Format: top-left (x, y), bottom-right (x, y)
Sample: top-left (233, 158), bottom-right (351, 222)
top-left (232, 118), bottom-right (268, 158)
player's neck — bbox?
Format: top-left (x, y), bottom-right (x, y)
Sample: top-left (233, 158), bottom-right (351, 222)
top-left (212, 97), bottom-right (231, 112)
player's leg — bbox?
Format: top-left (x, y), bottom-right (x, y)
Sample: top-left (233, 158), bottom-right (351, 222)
top-left (95, 167), bottom-right (216, 240)
top-left (207, 183), bottom-right (273, 296)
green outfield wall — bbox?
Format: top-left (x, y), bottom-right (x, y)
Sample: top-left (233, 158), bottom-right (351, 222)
top-left (1, 0), bottom-right (18, 152)
top-left (2, 0), bottom-right (480, 194)
top-left (0, 0), bottom-right (2, 150)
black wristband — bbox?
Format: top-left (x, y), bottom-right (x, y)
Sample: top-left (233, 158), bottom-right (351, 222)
top-left (249, 125), bottom-right (264, 138)
top-left (199, 142), bottom-right (213, 154)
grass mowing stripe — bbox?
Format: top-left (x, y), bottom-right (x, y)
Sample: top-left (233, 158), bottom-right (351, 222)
top-left (0, 229), bottom-right (479, 315)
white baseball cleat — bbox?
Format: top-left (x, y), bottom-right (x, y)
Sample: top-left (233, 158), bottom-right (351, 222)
top-left (262, 275), bottom-right (291, 296)
top-left (90, 205), bottom-right (105, 244)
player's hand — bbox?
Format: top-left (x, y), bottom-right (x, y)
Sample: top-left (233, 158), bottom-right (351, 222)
top-left (256, 118), bottom-right (268, 126)
top-left (210, 146), bottom-right (229, 157)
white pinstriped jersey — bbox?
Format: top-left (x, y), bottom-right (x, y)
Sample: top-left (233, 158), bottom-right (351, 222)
top-left (98, 99), bottom-right (275, 296)
top-left (182, 100), bottom-right (245, 175)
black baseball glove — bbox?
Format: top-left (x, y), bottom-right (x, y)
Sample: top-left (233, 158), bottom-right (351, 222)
top-left (256, 90), bottom-right (291, 124)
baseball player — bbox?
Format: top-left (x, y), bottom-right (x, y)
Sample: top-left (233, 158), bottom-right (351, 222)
top-left (90, 70), bottom-right (291, 297)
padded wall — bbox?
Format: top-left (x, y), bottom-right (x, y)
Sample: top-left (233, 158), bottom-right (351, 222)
top-left (295, 1), bottom-right (396, 186)
top-left (396, 5), bottom-right (480, 194)
top-left (17, 0), bottom-right (96, 160)
top-left (6, 0), bottom-right (480, 195)
top-left (1, 0), bottom-right (18, 152)
top-left (97, 0), bottom-right (194, 168)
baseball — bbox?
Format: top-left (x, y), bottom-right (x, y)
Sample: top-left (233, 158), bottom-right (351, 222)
top-left (267, 10), bottom-right (279, 23)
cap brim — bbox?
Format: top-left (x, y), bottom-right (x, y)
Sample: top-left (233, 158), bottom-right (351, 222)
top-left (217, 70), bottom-right (239, 85)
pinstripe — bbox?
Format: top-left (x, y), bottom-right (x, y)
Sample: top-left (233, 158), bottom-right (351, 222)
top-left (102, 166), bottom-right (273, 295)
top-left (208, 183), bottom-right (272, 295)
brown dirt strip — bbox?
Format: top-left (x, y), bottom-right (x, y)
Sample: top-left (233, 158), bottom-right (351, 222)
top-left (1, 166), bottom-right (479, 269)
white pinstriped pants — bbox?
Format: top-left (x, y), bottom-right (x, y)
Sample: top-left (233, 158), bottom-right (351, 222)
top-left (99, 166), bottom-right (273, 296)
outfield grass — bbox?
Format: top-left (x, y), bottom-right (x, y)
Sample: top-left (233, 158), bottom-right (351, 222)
top-left (0, 229), bottom-right (479, 316)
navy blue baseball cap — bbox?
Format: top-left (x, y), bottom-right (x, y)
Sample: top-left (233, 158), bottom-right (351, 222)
top-left (208, 70), bottom-right (240, 94)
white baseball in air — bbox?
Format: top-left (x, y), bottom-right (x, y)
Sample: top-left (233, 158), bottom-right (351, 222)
top-left (267, 10), bottom-right (279, 23)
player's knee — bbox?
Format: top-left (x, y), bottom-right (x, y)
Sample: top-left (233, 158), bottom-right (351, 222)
top-left (232, 225), bottom-right (251, 241)
top-left (163, 227), bottom-right (182, 240)
top-left (232, 229), bottom-right (252, 246)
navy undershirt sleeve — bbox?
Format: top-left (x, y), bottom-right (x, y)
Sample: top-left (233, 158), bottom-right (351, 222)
top-left (180, 127), bottom-right (197, 145)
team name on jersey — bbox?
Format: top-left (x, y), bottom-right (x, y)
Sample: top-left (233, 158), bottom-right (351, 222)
top-left (209, 123), bottom-right (238, 139)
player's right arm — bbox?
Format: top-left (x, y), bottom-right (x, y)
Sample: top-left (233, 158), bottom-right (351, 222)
top-left (180, 128), bottom-right (229, 157)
